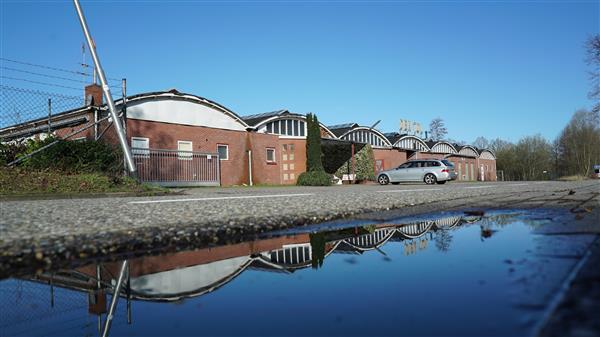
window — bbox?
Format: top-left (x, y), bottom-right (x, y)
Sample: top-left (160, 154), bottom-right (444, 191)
top-left (287, 120), bottom-right (293, 136)
top-left (299, 121), bottom-right (305, 136)
top-left (177, 141), bottom-right (193, 160)
top-left (266, 148), bottom-right (276, 163)
top-left (273, 121), bottom-right (280, 134)
top-left (217, 144), bottom-right (229, 160)
top-left (131, 137), bottom-right (150, 157)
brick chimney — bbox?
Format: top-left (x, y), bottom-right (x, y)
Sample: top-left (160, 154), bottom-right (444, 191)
top-left (85, 84), bottom-right (103, 106)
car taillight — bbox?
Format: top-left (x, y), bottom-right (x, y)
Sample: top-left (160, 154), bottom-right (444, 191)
top-left (442, 169), bottom-right (449, 173)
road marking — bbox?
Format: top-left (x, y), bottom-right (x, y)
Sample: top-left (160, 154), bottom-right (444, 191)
top-left (465, 186), bottom-right (495, 189)
top-left (129, 193), bottom-right (314, 204)
top-left (380, 188), bottom-right (443, 193)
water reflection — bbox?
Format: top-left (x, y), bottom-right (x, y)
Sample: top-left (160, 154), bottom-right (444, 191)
top-left (2, 212), bottom-right (544, 337)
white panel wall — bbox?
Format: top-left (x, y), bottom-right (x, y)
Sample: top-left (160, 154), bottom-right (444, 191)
top-left (126, 99), bottom-right (246, 131)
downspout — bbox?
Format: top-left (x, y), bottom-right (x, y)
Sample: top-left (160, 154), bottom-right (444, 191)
top-left (248, 150), bottom-right (253, 186)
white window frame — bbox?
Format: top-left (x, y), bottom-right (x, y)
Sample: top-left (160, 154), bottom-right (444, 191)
top-left (266, 147), bottom-right (276, 163)
top-left (217, 144), bottom-right (229, 161)
top-left (177, 140), bottom-right (193, 160)
top-left (131, 137), bottom-right (150, 157)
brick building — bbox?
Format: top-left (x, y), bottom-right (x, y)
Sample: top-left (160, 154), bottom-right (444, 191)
top-left (0, 84), bottom-right (497, 185)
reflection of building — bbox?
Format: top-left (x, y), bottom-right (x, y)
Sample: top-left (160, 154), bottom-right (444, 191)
top-left (0, 84), bottom-right (497, 186)
top-left (1, 214), bottom-right (481, 336)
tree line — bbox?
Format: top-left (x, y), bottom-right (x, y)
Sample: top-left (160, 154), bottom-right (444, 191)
top-left (472, 36), bottom-right (600, 181)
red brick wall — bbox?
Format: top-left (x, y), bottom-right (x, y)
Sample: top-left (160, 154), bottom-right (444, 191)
top-left (126, 120), bottom-right (251, 186)
top-left (248, 133), bottom-right (282, 185)
top-left (373, 148), bottom-right (408, 172)
top-left (479, 158), bottom-right (497, 181)
top-left (277, 138), bottom-right (307, 185)
top-left (53, 111), bottom-right (97, 141)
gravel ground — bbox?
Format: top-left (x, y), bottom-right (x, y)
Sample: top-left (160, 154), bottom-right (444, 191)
top-left (0, 180), bottom-right (598, 276)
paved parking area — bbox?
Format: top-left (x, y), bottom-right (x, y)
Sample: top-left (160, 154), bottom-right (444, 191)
top-left (1, 180), bottom-right (599, 275)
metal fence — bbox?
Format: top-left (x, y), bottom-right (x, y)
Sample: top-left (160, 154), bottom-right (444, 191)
top-left (0, 85), bottom-right (84, 129)
top-left (133, 148), bottom-right (221, 186)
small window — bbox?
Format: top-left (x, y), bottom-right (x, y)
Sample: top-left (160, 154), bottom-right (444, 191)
top-left (217, 144), bottom-right (229, 160)
top-left (266, 123), bottom-right (273, 133)
top-left (177, 141), bottom-right (193, 160)
top-left (273, 121), bottom-right (280, 134)
top-left (131, 137), bottom-right (150, 157)
top-left (266, 148), bottom-right (276, 163)
top-left (299, 121), bottom-right (305, 136)
top-left (293, 120), bottom-right (299, 136)
top-left (287, 120), bottom-right (293, 136)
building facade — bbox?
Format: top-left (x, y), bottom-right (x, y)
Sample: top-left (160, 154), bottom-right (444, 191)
top-left (0, 85), bottom-right (497, 185)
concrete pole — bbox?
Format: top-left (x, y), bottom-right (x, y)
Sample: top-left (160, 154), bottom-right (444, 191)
top-left (73, 0), bottom-right (137, 178)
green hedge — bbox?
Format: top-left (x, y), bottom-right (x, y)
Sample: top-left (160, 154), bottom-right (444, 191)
top-left (1, 137), bottom-right (123, 175)
top-left (335, 143), bottom-right (376, 181)
top-left (297, 170), bottom-right (332, 186)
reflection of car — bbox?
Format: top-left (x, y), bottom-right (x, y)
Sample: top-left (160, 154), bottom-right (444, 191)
top-left (377, 159), bottom-right (455, 185)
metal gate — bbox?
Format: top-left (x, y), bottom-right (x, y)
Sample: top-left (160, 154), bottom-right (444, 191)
top-left (133, 148), bottom-right (220, 187)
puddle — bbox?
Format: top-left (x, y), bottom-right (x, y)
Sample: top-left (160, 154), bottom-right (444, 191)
top-left (0, 210), bottom-right (593, 336)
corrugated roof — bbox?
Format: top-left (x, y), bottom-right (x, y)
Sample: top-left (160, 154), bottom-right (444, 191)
top-left (327, 123), bottom-right (358, 137)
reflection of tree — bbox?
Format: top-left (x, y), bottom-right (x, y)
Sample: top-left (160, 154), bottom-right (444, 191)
top-left (310, 232), bottom-right (326, 269)
top-left (434, 230), bottom-right (453, 252)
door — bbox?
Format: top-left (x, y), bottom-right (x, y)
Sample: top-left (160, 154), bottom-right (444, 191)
top-left (375, 159), bottom-right (384, 174)
top-left (406, 161), bottom-right (424, 181)
top-left (391, 162), bottom-right (411, 181)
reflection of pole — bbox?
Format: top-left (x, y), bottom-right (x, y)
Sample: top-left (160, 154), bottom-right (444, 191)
top-left (102, 260), bottom-right (128, 337)
top-left (73, 0), bottom-right (137, 178)
top-left (49, 273), bottom-right (54, 308)
top-left (126, 263), bottom-right (132, 325)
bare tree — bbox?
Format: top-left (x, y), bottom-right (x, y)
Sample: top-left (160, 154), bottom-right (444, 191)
top-left (473, 136), bottom-right (490, 149)
top-left (429, 118), bottom-right (447, 140)
top-left (555, 109), bottom-right (600, 177)
top-left (586, 35), bottom-right (600, 113)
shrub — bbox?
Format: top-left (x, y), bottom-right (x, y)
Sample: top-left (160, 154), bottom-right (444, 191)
top-left (297, 170), bottom-right (332, 186)
top-left (335, 143), bottom-right (376, 181)
top-left (3, 137), bottom-right (123, 176)
top-left (24, 139), bottom-right (123, 175)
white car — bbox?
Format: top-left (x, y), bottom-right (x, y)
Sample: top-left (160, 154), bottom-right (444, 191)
top-left (377, 159), bottom-right (455, 185)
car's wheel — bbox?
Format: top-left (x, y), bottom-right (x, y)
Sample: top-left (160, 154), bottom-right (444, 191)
top-left (436, 180), bottom-right (447, 185)
top-left (424, 173), bottom-right (436, 185)
top-left (378, 175), bottom-right (390, 185)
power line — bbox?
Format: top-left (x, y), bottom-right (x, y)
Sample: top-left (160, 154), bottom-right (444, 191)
top-left (1, 75), bottom-right (86, 92)
top-left (0, 57), bottom-right (122, 82)
top-left (1, 66), bottom-right (91, 84)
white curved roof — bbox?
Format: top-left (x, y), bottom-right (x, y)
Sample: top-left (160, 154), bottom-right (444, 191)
top-left (393, 135), bottom-right (431, 151)
top-left (338, 126), bottom-right (393, 147)
top-left (129, 256), bottom-right (252, 300)
top-left (117, 90), bottom-right (249, 131)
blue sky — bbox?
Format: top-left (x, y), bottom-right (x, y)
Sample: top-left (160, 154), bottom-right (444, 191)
top-left (1, 0), bottom-right (598, 143)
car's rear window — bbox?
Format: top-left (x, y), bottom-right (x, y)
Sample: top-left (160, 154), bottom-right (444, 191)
top-left (442, 160), bottom-right (454, 167)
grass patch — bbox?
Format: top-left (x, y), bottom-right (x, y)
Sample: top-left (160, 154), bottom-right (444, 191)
top-left (0, 167), bottom-right (165, 196)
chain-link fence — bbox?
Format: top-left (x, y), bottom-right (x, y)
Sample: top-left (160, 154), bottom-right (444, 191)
top-left (0, 85), bottom-right (84, 129)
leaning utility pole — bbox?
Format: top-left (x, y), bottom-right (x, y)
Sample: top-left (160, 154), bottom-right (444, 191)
top-left (73, 0), bottom-right (137, 178)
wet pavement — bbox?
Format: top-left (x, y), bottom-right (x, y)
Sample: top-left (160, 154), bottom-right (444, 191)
top-left (1, 181), bottom-right (598, 276)
top-left (0, 209), bottom-right (599, 336)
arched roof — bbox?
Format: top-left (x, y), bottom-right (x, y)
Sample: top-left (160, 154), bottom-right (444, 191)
top-left (478, 149), bottom-right (496, 160)
top-left (396, 221), bottom-right (434, 239)
top-left (393, 135), bottom-right (431, 151)
top-left (457, 145), bottom-right (479, 157)
top-left (338, 126), bottom-right (393, 147)
top-left (115, 89), bottom-right (250, 131)
top-left (128, 256), bottom-right (253, 301)
top-left (428, 141), bottom-right (458, 154)
top-left (244, 110), bottom-right (338, 138)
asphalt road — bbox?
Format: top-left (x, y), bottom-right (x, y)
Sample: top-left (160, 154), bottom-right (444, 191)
top-left (1, 180), bottom-right (599, 275)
